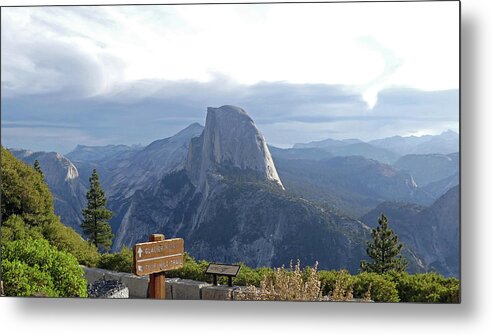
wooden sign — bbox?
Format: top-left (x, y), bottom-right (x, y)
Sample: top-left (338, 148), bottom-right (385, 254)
top-left (134, 238), bottom-right (184, 276)
top-left (133, 234), bottom-right (185, 299)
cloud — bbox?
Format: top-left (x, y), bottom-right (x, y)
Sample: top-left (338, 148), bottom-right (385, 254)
top-left (1, 78), bottom-right (458, 153)
top-left (1, 3), bottom-right (459, 105)
top-left (0, 4), bottom-right (459, 153)
top-left (1, 7), bottom-right (126, 98)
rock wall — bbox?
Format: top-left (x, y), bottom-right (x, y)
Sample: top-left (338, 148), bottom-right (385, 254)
top-left (81, 266), bottom-right (245, 300)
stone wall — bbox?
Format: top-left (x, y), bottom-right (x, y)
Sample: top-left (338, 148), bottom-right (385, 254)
top-left (81, 266), bottom-right (245, 300)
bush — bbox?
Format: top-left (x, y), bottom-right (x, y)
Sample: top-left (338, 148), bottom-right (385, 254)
top-left (1, 214), bottom-right (44, 245)
top-left (97, 247), bottom-right (134, 273)
top-left (1, 147), bottom-right (56, 227)
top-left (1, 260), bottom-right (58, 297)
top-left (1, 238), bottom-right (88, 297)
top-left (318, 270), bottom-right (345, 296)
top-left (164, 254), bottom-right (274, 286)
top-left (352, 272), bottom-right (399, 302)
top-left (329, 269), bottom-right (354, 301)
top-left (232, 264), bottom-right (273, 287)
top-left (1, 147), bottom-right (101, 267)
top-left (43, 221), bottom-right (100, 267)
top-left (386, 271), bottom-right (459, 303)
top-left (166, 253), bottom-right (210, 282)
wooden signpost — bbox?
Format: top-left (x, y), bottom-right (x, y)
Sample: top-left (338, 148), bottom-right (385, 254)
top-left (133, 234), bottom-right (184, 299)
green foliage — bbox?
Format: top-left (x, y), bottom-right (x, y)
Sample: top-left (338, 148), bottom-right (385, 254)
top-left (164, 254), bottom-right (273, 287)
top-left (166, 253), bottom-right (210, 282)
top-left (91, 248), bottom-right (459, 303)
top-left (232, 264), bottom-right (273, 287)
top-left (1, 259), bottom-right (58, 297)
top-left (1, 238), bottom-right (88, 297)
top-left (317, 269), bottom-right (457, 302)
top-left (385, 271), bottom-right (460, 303)
top-left (1, 214), bottom-right (44, 245)
top-left (1, 147), bottom-right (56, 227)
top-left (352, 271), bottom-right (399, 302)
top-left (1, 214), bottom-right (101, 267)
top-left (81, 169), bottom-right (113, 251)
top-left (42, 221), bottom-right (100, 267)
top-left (327, 269), bottom-right (354, 301)
top-left (361, 213), bottom-right (408, 274)
top-left (33, 159), bottom-right (43, 178)
top-left (318, 270), bottom-right (348, 296)
top-left (97, 247), bottom-right (134, 273)
top-left (1, 146), bottom-right (99, 266)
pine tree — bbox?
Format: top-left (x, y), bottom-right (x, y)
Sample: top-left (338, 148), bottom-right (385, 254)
top-left (81, 169), bottom-right (113, 251)
top-left (360, 214), bottom-right (407, 274)
top-left (33, 160), bottom-right (43, 178)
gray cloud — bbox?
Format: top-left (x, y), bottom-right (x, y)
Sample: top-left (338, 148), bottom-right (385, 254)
top-left (1, 7), bottom-right (458, 153)
top-left (1, 7), bottom-right (125, 98)
top-left (1, 77), bottom-right (458, 153)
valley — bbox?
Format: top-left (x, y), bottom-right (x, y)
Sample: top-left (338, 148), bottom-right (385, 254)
top-left (10, 105), bottom-right (459, 276)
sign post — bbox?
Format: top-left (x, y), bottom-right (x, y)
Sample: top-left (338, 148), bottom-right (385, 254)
top-left (133, 233), bottom-right (184, 299)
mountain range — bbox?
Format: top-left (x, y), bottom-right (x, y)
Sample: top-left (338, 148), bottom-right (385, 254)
top-left (360, 185), bottom-right (460, 277)
top-left (9, 105), bottom-right (459, 276)
top-left (293, 129), bottom-right (458, 164)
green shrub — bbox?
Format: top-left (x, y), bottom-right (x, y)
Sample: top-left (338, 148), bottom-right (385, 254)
top-left (1, 238), bottom-right (88, 297)
top-left (352, 271), bottom-right (399, 302)
top-left (387, 271), bottom-right (459, 303)
top-left (329, 269), bottom-right (355, 301)
top-left (1, 214), bottom-right (44, 245)
top-left (319, 270), bottom-right (349, 296)
top-left (42, 221), bottom-right (100, 267)
top-left (1, 147), bottom-right (101, 267)
top-left (1, 260), bottom-right (58, 297)
top-left (232, 264), bottom-right (273, 286)
top-left (1, 147), bottom-right (56, 227)
top-left (163, 254), bottom-right (273, 286)
top-left (166, 253), bottom-right (210, 282)
top-left (97, 247), bottom-right (134, 273)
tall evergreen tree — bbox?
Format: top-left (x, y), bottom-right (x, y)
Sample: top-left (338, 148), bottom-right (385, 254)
top-left (81, 169), bottom-right (113, 251)
top-left (360, 214), bottom-right (407, 274)
top-left (33, 159), bottom-right (43, 178)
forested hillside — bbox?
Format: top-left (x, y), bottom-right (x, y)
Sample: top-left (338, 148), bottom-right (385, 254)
top-left (1, 146), bottom-right (98, 297)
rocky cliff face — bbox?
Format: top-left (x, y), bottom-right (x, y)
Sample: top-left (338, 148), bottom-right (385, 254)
top-left (10, 149), bottom-right (87, 232)
top-left (186, 106), bottom-right (283, 195)
top-left (113, 170), bottom-right (368, 270)
top-left (110, 106), bottom-right (368, 271)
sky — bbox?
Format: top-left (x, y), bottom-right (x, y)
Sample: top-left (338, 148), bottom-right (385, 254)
top-left (1, 2), bottom-right (459, 153)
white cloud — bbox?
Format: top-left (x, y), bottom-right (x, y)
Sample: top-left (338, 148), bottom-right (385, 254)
top-left (1, 2), bottom-right (459, 106)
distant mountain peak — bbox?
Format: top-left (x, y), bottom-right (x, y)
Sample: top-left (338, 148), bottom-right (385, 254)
top-left (439, 129), bottom-right (459, 140)
top-left (170, 122), bottom-right (204, 141)
top-left (187, 105), bottom-right (284, 192)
